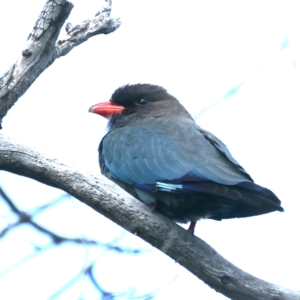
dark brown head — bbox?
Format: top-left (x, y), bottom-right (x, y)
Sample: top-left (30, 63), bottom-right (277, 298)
top-left (89, 84), bottom-right (192, 130)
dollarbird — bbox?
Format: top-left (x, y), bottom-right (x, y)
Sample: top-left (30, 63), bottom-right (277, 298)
top-left (89, 84), bottom-right (283, 233)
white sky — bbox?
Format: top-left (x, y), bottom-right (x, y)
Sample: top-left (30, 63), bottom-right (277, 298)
top-left (1, 0), bottom-right (300, 299)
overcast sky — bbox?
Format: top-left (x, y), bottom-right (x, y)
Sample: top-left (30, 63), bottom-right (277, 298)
top-left (1, 1), bottom-right (300, 299)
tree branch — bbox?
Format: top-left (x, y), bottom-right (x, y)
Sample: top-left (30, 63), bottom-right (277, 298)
top-left (0, 0), bottom-right (120, 128)
top-left (0, 132), bottom-right (299, 300)
top-left (0, 1), bottom-right (298, 299)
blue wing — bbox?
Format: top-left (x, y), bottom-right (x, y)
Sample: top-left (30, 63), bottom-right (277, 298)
top-left (100, 118), bottom-right (252, 190)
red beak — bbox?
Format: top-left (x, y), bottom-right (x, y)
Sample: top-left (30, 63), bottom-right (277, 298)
top-left (89, 102), bottom-right (125, 118)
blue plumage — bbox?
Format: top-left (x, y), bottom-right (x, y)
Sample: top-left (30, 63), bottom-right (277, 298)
top-left (90, 84), bottom-right (283, 231)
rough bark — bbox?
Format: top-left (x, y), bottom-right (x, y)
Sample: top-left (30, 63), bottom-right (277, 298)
top-left (0, 133), bottom-right (299, 300)
top-left (0, 1), bottom-right (299, 299)
top-left (0, 0), bottom-right (120, 128)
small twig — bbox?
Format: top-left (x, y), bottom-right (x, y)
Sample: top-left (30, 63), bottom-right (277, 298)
top-left (0, 0), bottom-right (120, 128)
top-left (1, 133), bottom-right (299, 300)
top-left (0, 244), bottom-right (54, 276)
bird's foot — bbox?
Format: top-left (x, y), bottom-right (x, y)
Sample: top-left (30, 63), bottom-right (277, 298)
top-left (147, 203), bottom-right (156, 212)
top-left (187, 221), bottom-right (197, 234)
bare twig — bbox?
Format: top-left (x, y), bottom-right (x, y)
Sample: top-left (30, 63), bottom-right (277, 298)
top-left (0, 133), bottom-right (299, 300)
top-left (0, 244), bottom-right (54, 276)
top-left (57, 0), bottom-right (121, 58)
top-left (48, 259), bottom-right (156, 300)
top-left (0, 0), bottom-right (120, 128)
top-left (0, 1), bottom-right (298, 299)
top-left (0, 186), bottom-right (144, 253)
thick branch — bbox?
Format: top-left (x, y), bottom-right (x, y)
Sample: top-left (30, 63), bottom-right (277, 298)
top-left (0, 0), bottom-right (120, 128)
top-left (0, 133), bottom-right (299, 300)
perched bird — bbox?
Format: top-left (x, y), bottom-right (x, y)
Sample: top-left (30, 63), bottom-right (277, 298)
top-left (89, 84), bottom-right (283, 233)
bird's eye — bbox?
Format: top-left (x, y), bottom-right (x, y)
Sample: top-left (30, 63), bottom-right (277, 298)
top-left (137, 98), bottom-right (148, 105)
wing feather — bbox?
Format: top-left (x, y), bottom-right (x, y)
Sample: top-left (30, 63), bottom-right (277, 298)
top-left (100, 119), bottom-right (252, 186)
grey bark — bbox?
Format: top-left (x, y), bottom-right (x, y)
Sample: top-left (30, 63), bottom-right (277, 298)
top-left (0, 0), bottom-right (299, 299)
top-left (0, 0), bottom-right (120, 128)
top-left (0, 134), bottom-right (300, 300)
top-left (0, 133), bottom-right (299, 300)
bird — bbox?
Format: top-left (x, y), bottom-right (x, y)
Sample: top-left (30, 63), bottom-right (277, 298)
top-left (89, 84), bottom-right (283, 233)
